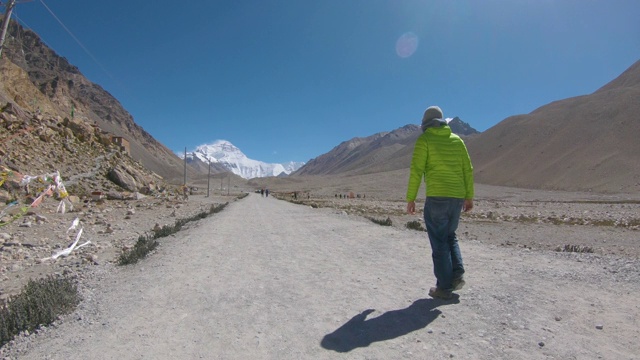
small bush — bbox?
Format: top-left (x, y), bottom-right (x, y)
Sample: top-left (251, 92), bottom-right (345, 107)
top-left (118, 202), bottom-right (228, 265)
top-left (1, 275), bottom-right (80, 347)
top-left (209, 203), bottom-right (228, 214)
top-left (556, 244), bottom-right (594, 254)
top-left (118, 234), bottom-right (159, 265)
top-left (405, 220), bottom-right (425, 231)
top-left (369, 217), bottom-right (392, 226)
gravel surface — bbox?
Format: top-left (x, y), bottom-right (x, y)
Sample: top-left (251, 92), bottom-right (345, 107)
top-left (1, 191), bottom-right (639, 359)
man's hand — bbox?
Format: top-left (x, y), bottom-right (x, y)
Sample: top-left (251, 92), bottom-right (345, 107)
top-left (463, 199), bottom-right (474, 212)
top-left (406, 201), bottom-right (416, 215)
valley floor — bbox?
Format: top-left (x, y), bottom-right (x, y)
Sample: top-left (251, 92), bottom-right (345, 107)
top-left (2, 192), bottom-right (639, 359)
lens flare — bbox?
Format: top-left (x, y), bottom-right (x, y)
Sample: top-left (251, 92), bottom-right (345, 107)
top-left (396, 32), bottom-right (419, 58)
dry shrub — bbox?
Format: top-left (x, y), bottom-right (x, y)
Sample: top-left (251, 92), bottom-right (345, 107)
top-left (556, 244), bottom-right (594, 253)
top-left (405, 220), bottom-right (425, 231)
top-left (369, 217), bottom-right (392, 226)
top-left (0, 275), bottom-right (79, 347)
top-left (119, 202), bottom-right (228, 265)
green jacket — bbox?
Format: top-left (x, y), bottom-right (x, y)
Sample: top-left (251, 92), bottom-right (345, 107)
top-left (406, 124), bottom-right (474, 201)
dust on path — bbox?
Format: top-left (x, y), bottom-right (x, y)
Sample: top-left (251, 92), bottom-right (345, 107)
top-left (5, 193), bottom-right (639, 359)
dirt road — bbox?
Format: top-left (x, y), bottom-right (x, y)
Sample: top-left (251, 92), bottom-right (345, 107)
top-left (4, 193), bottom-right (639, 359)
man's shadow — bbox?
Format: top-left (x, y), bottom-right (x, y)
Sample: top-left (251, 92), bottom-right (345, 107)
top-left (321, 297), bottom-right (458, 353)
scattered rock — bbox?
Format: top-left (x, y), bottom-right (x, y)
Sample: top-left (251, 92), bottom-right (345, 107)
top-left (85, 254), bottom-right (99, 265)
top-left (10, 263), bottom-right (22, 272)
top-left (19, 221), bottom-right (32, 228)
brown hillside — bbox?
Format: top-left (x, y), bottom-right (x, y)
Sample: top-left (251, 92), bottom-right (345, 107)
top-left (467, 59), bottom-right (640, 193)
top-left (294, 119), bottom-right (479, 177)
top-left (2, 21), bottom-right (209, 183)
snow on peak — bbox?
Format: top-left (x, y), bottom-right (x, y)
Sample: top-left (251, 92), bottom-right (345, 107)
top-left (188, 140), bottom-right (304, 179)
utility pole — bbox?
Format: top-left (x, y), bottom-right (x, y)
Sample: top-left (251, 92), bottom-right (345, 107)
top-left (0, 0), bottom-right (17, 59)
top-left (0, 0), bottom-right (31, 59)
top-left (183, 147), bottom-right (187, 186)
top-left (206, 158), bottom-right (211, 197)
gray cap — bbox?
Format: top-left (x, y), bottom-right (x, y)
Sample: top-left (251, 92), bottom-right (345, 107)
top-left (420, 106), bottom-right (445, 132)
top-left (422, 106), bottom-right (443, 122)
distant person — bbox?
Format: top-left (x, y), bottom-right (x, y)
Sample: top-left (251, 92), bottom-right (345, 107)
top-left (406, 105), bottom-right (474, 300)
top-left (261, 188), bottom-right (265, 197)
top-left (265, 189), bottom-right (270, 197)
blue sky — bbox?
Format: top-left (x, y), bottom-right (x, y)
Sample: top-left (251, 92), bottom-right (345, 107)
top-left (8, 0), bottom-right (640, 164)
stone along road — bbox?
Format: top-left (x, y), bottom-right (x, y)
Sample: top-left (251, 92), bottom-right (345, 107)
top-left (5, 193), bottom-right (639, 359)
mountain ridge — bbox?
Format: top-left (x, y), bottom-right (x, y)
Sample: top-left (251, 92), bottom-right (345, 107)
top-left (1, 21), bottom-right (207, 184)
top-left (294, 117), bottom-right (479, 177)
top-left (187, 140), bottom-right (304, 179)
top-left (465, 59), bottom-right (640, 193)
top-left (2, 19), bottom-right (637, 195)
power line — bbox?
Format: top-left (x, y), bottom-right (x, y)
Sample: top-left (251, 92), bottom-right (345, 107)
top-left (34, 0), bottom-right (143, 114)
top-left (11, 12), bottom-right (61, 70)
top-left (38, 0), bottom-right (114, 80)
top-left (6, 0), bottom-right (143, 117)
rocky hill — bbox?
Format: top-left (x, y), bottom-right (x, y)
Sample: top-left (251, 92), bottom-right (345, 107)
top-left (466, 59), bottom-right (640, 193)
top-left (294, 117), bottom-right (479, 176)
top-left (292, 59), bottom-right (639, 195)
top-left (0, 59), bottom-right (163, 202)
top-left (1, 21), bottom-right (209, 185)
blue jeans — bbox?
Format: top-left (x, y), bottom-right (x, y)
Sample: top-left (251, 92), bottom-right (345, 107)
top-left (423, 197), bottom-right (465, 291)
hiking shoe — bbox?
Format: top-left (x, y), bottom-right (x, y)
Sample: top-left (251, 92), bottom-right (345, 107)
top-left (429, 287), bottom-right (453, 300)
top-left (452, 277), bottom-right (466, 291)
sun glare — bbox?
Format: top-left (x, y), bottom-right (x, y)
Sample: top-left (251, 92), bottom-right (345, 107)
top-left (396, 32), bottom-right (419, 58)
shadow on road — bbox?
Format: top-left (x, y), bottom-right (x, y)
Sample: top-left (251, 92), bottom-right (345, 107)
top-left (320, 297), bottom-right (458, 353)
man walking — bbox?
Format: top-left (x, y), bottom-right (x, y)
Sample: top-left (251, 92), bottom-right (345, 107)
top-left (406, 106), bottom-right (474, 300)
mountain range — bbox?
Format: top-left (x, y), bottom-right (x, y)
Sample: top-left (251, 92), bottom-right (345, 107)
top-left (186, 140), bottom-right (304, 179)
top-left (1, 19), bottom-right (638, 196)
top-left (466, 59), bottom-right (640, 193)
top-left (288, 61), bottom-right (640, 194)
top-left (294, 117), bottom-right (479, 176)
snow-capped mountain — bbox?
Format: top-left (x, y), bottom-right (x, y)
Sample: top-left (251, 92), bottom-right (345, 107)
top-left (187, 140), bottom-right (304, 179)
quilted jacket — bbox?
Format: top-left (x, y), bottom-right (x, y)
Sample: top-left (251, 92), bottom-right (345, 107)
top-left (406, 124), bottom-right (474, 201)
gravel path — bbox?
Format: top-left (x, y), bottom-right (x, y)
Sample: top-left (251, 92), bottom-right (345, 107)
top-left (3, 193), bottom-right (639, 359)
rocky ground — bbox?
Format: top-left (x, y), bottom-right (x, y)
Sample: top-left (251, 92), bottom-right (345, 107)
top-left (0, 190), bottom-right (239, 301)
top-left (2, 184), bottom-right (638, 303)
top-left (276, 185), bottom-right (640, 258)
top-left (0, 189), bottom-right (638, 359)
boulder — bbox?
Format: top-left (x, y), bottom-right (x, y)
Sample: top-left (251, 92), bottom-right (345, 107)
top-left (107, 166), bottom-right (139, 192)
top-left (36, 126), bottom-right (57, 142)
top-left (63, 118), bottom-right (94, 142)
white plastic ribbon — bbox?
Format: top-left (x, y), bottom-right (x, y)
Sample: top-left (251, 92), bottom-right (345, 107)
top-left (42, 227), bottom-right (91, 261)
top-left (67, 217), bottom-right (80, 233)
